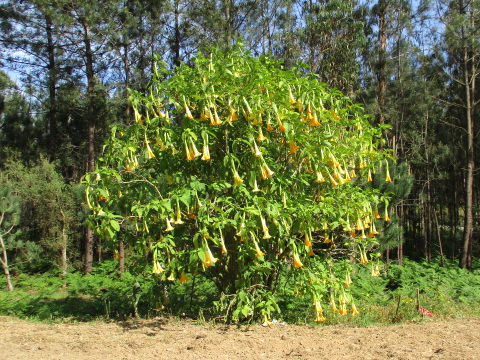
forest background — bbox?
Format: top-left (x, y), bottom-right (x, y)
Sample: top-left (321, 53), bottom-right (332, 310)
top-left (0, 0), bottom-right (478, 323)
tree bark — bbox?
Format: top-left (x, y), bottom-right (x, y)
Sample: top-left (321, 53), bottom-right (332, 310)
top-left (83, 20), bottom-right (96, 274)
top-left (45, 15), bottom-right (57, 161)
top-left (460, 4), bottom-right (475, 269)
top-left (376, 0), bottom-right (387, 128)
top-left (0, 232), bottom-right (14, 291)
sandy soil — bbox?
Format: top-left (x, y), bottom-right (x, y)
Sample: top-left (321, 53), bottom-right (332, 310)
top-left (1, 316), bottom-right (479, 360)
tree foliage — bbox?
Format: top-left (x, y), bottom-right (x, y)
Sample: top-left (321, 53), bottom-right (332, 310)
top-left (86, 48), bottom-right (393, 322)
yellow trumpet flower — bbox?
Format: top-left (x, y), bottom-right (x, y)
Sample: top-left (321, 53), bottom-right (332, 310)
top-left (307, 247), bottom-right (315, 256)
top-left (385, 168), bottom-right (392, 182)
top-left (315, 312), bottom-right (326, 322)
top-left (184, 101), bottom-right (193, 120)
top-left (174, 202), bottom-right (184, 225)
top-left (260, 163), bottom-right (274, 180)
top-left (253, 141), bottom-right (262, 157)
top-left (293, 253), bottom-right (304, 268)
top-left (330, 294), bottom-right (338, 312)
top-left (201, 144), bottom-right (210, 161)
top-left (288, 86), bottom-right (296, 104)
top-left (213, 108), bottom-right (222, 125)
top-left (367, 170), bottom-right (373, 182)
top-left (345, 273), bottom-right (353, 288)
top-left (203, 245), bottom-right (217, 267)
top-left (351, 303), bottom-right (359, 316)
top-left (289, 140), bottom-right (299, 154)
top-left (179, 272), bottom-right (189, 283)
top-left (252, 178), bottom-right (260, 192)
top-left (304, 232), bottom-right (312, 247)
top-left (165, 217), bottom-right (174, 232)
top-left (253, 239), bottom-right (264, 257)
top-left (257, 126), bottom-right (267, 141)
top-left (315, 170), bottom-right (325, 183)
top-left (308, 111), bottom-right (320, 127)
top-left (384, 207), bottom-right (391, 221)
top-left (152, 261), bottom-right (164, 274)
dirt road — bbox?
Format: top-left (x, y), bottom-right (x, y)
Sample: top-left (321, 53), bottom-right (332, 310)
top-left (1, 316), bottom-right (479, 360)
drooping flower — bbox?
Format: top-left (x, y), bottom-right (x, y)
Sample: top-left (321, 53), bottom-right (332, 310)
top-left (308, 110), bottom-right (320, 127)
top-left (203, 245), bottom-right (217, 267)
top-left (329, 294), bottom-right (338, 312)
top-left (384, 206), bottom-right (391, 221)
top-left (152, 261), bottom-right (164, 274)
top-left (145, 135), bottom-right (155, 159)
top-left (304, 232), bottom-right (312, 247)
top-left (253, 141), bottom-right (262, 157)
top-left (174, 201), bottom-right (184, 224)
top-left (351, 303), bottom-right (360, 316)
top-left (252, 178), bottom-right (260, 192)
top-left (367, 170), bottom-right (373, 182)
top-left (184, 99), bottom-right (194, 120)
top-left (344, 273), bottom-right (353, 288)
top-left (315, 170), bottom-right (325, 183)
top-left (385, 167), bottom-right (392, 182)
top-left (293, 253), bottom-right (304, 268)
top-left (307, 247), bottom-right (315, 256)
top-left (165, 217), bottom-right (174, 232)
top-left (288, 86), bottom-right (296, 104)
top-left (201, 143), bottom-right (210, 161)
top-left (179, 272), bottom-right (189, 283)
top-left (257, 126), bottom-right (267, 142)
top-left (253, 239), bottom-right (264, 257)
top-left (260, 163), bottom-right (274, 180)
top-left (289, 140), bottom-right (299, 154)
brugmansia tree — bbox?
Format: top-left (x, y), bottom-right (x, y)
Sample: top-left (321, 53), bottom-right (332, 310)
top-left (85, 47), bottom-right (393, 323)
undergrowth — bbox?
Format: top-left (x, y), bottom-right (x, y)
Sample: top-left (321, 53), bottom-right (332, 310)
top-left (1, 258), bottom-right (479, 325)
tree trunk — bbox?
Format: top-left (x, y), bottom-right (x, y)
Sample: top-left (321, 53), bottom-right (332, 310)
top-left (83, 21), bottom-right (96, 274)
top-left (118, 239), bottom-right (125, 275)
top-left (173, 0), bottom-right (181, 67)
top-left (376, 0), bottom-right (387, 128)
top-left (460, 11), bottom-right (475, 269)
top-left (45, 15), bottom-right (57, 161)
top-left (0, 233), bottom-right (14, 291)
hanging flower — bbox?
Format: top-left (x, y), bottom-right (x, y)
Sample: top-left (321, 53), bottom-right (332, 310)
top-left (308, 110), bottom-right (320, 127)
top-left (351, 303), bottom-right (360, 316)
top-left (145, 136), bottom-right (155, 159)
top-left (179, 272), bottom-right (189, 283)
top-left (253, 141), bottom-right (262, 157)
top-left (165, 217), bottom-right (174, 232)
top-left (253, 239), bottom-right (264, 257)
top-left (184, 98), bottom-right (194, 120)
top-left (384, 207), bottom-right (391, 222)
top-left (174, 201), bottom-right (184, 224)
top-left (304, 232), bottom-right (312, 247)
top-left (288, 86), bottom-right (296, 104)
top-left (289, 140), bottom-right (299, 154)
top-left (367, 169), bottom-right (373, 182)
top-left (152, 261), bottom-right (164, 274)
top-left (203, 245), bottom-right (217, 267)
top-left (344, 273), bottom-right (353, 288)
top-left (329, 294), bottom-right (338, 312)
top-left (385, 167), bottom-right (392, 182)
top-left (260, 163), bottom-right (274, 180)
top-left (257, 126), bottom-right (267, 141)
top-left (315, 170), bottom-right (325, 183)
top-left (293, 253), bottom-right (304, 268)
top-left (307, 247), bottom-right (315, 256)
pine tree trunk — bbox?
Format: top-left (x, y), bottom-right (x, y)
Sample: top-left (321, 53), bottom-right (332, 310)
top-left (460, 13), bottom-right (475, 269)
top-left (83, 21), bottom-right (96, 274)
top-left (45, 15), bottom-right (57, 161)
top-left (0, 233), bottom-right (13, 291)
top-left (376, 0), bottom-right (387, 128)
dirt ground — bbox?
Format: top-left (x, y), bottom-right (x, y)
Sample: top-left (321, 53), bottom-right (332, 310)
top-left (1, 316), bottom-right (479, 360)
